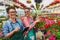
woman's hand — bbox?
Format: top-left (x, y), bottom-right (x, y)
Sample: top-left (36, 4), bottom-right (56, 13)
top-left (35, 19), bottom-right (40, 23)
top-left (5, 27), bottom-right (20, 38)
top-left (24, 31), bottom-right (28, 35)
top-left (14, 27), bottom-right (20, 32)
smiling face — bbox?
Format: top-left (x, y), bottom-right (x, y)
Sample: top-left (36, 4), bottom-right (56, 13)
top-left (24, 9), bottom-right (30, 17)
top-left (8, 9), bottom-right (16, 19)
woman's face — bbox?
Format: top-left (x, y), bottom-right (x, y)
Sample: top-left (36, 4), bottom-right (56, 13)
top-left (25, 9), bottom-right (30, 16)
top-left (8, 9), bottom-right (16, 19)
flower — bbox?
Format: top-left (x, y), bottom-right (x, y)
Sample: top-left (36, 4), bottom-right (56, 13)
top-left (27, 0), bottom-right (31, 3)
top-left (52, 28), bottom-right (55, 31)
top-left (49, 34), bottom-right (56, 40)
top-left (34, 0), bottom-right (42, 3)
top-left (58, 21), bottom-right (60, 26)
top-left (34, 20), bottom-right (45, 28)
top-left (55, 29), bottom-right (59, 32)
top-left (0, 32), bottom-right (3, 37)
top-left (46, 30), bottom-right (51, 34)
top-left (31, 5), bottom-right (34, 8)
top-left (44, 24), bottom-right (50, 28)
top-left (0, 28), bottom-right (3, 31)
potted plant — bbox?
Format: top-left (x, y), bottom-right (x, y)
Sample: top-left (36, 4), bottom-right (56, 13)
top-left (34, 20), bottom-right (45, 31)
top-left (45, 22), bottom-right (60, 40)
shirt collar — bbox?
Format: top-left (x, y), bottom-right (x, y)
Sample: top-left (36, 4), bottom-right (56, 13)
top-left (9, 18), bottom-right (18, 24)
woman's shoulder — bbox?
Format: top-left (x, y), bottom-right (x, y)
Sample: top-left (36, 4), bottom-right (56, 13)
top-left (30, 16), bottom-right (33, 18)
top-left (3, 20), bottom-right (11, 27)
top-left (22, 16), bottom-right (28, 20)
top-left (23, 16), bottom-right (27, 18)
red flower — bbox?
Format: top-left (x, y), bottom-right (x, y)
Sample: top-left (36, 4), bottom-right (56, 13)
top-left (52, 28), bottom-right (55, 31)
top-left (40, 17), bottom-right (45, 21)
top-left (46, 30), bottom-right (51, 34)
top-left (55, 29), bottom-right (59, 32)
top-left (44, 24), bottom-right (50, 28)
top-left (58, 21), bottom-right (60, 26)
top-left (54, 0), bottom-right (60, 2)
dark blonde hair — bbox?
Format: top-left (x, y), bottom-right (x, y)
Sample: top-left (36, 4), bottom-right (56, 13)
top-left (6, 6), bottom-right (16, 14)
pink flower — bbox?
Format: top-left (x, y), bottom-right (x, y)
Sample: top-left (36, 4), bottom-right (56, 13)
top-left (0, 28), bottom-right (3, 31)
top-left (49, 34), bottom-right (56, 40)
top-left (49, 20), bottom-right (55, 25)
top-left (44, 19), bottom-right (50, 28)
top-left (0, 32), bottom-right (3, 37)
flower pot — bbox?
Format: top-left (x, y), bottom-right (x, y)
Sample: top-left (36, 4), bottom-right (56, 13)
top-left (27, 0), bottom-right (31, 3)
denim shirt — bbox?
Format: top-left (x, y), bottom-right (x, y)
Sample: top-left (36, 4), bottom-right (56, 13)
top-left (3, 19), bottom-right (24, 37)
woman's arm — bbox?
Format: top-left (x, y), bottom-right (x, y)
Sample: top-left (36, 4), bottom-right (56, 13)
top-left (23, 17), bottom-right (39, 30)
top-left (5, 30), bottom-right (15, 38)
top-left (3, 22), bottom-right (20, 38)
top-left (3, 22), bottom-right (15, 38)
top-left (5, 27), bottom-right (20, 38)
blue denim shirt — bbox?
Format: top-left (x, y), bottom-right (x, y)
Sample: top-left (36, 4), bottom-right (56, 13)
top-left (3, 19), bottom-right (24, 37)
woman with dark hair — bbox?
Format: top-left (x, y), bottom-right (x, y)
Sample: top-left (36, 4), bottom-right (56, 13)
top-left (22, 8), bottom-right (40, 40)
top-left (3, 7), bottom-right (24, 40)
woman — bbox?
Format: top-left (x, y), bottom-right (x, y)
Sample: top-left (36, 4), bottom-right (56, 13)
top-left (22, 8), bottom-right (40, 40)
top-left (3, 7), bottom-right (24, 40)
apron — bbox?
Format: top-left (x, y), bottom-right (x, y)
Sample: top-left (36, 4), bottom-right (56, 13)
top-left (8, 21), bottom-right (24, 40)
top-left (9, 31), bottom-right (24, 40)
top-left (24, 22), bottom-right (36, 40)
